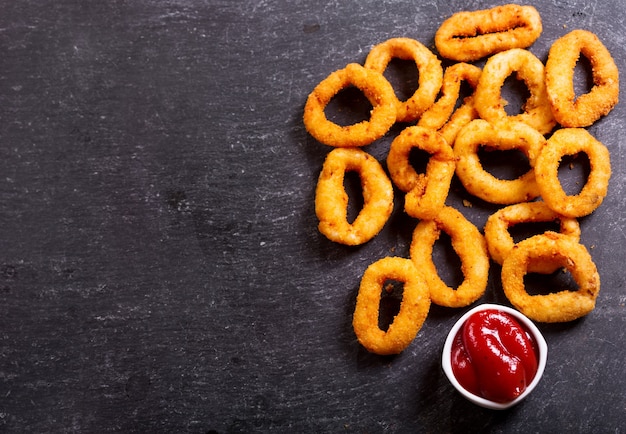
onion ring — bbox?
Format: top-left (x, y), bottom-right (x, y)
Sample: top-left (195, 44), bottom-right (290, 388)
top-left (545, 29), bottom-right (619, 127)
top-left (386, 126), bottom-right (456, 219)
top-left (454, 119), bottom-right (545, 204)
top-left (352, 256), bottom-right (431, 355)
top-left (315, 148), bottom-right (393, 245)
top-left (501, 232), bottom-right (600, 323)
top-left (303, 63), bottom-right (396, 147)
top-left (364, 37), bottom-right (443, 123)
top-left (439, 97), bottom-right (480, 147)
top-left (535, 128), bottom-right (611, 218)
top-left (410, 206), bottom-right (489, 308)
top-left (484, 201), bottom-right (581, 274)
top-left (418, 63), bottom-right (482, 145)
top-left (435, 4), bottom-right (542, 62)
top-left (474, 48), bottom-right (556, 135)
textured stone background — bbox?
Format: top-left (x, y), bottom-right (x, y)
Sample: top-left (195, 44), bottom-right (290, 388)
top-left (0, 0), bottom-right (624, 432)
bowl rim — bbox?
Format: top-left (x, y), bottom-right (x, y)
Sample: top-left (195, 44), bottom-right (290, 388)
top-left (441, 303), bottom-right (548, 410)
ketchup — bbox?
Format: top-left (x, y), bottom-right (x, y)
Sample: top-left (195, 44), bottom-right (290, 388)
top-left (451, 309), bottom-right (539, 403)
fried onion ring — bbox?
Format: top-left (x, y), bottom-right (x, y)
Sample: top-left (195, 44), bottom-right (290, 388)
top-left (545, 29), bottom-right (619, 127)
top-left (410, 206), bottom-right (489, 308)
top-left (439, 97), bottom-right (480, 147)
top-left (386, 126), bottom-right (456, 219)
top-left (315, 148), bottom-right (393, 245)
top-left (535, 128), bottom-right (611, 218)
top-left (353, 256), bottom-right (431, 355)
top-left (434, 4), bottom-right (542, 62)
top-left (474, 48), bottom-right (556, 135)
top-left (484, 202), bottom-right (581, 274)
top-left (418, 63), bottom-right (482, 144)
top-left (303, 63), bottom-right (396, 147)
top-left (364, 37), bottom-right (443, 123)
top-left (501, 232), bottom-right (600, 323)
top-left (454, 119), bottom-right (545, 204)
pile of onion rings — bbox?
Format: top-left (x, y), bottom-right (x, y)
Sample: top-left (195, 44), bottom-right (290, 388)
top-left (302, 3), bottom-right (617, 354)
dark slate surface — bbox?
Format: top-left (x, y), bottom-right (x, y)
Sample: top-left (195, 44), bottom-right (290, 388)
top-left (0, 0), bottom-right (624, 432)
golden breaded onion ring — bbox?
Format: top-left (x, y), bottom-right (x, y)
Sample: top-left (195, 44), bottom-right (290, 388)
top-left (484, 201), bottom-right (581, 274)
top-left (501, 232), bottom-right (600, 323)
top-left (315, 148), bottom-right (393, 245)
top-left (410, 206), bottom-right (489, 308)
top-left (303, 63), bottom-right (396, 147)
top-left (535, 128), bottom-right (611, 218)
top-left (418, 63), bottom-right (482, 145)
top-left (353, 257), bottom-right (431, 355)
top-left (438, 98), bottom-right (480, 148)
top-left (364, 37), bottom-right (443, 123)
top-left (545, 29), bottom-right (619, 127)
top-left (454, 119), bottom-right (545, 204)
top-left (386, 126), bottom-right (456, 220)
top-left (474, 48), bottom-right (556, 135)
top-left (435, 4), bottom-right (542, 62)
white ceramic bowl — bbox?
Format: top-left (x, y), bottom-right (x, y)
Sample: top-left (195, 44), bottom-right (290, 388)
top-left (441, 303), bottom-right (548, 410)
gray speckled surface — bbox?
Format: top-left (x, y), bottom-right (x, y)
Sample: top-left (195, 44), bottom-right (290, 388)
top-left (0, 0), bottom-right (624, 432)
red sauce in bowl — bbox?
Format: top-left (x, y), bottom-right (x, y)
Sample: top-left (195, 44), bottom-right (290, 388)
top-left (451, 308), bottom-right (539, 403)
